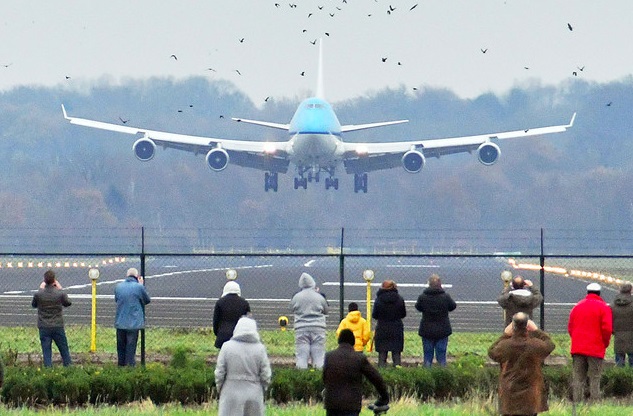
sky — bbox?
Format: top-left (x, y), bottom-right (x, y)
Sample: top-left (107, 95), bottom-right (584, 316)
top-left (1, 0), bottom-right (632, 104)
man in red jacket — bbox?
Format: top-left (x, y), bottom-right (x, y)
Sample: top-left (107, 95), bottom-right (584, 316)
top-left (568, 283), bottom-right (613, 402)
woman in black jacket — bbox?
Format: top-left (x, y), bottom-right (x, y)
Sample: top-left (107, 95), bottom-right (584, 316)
top-left (415, 274), bottom-right (457, 367)
top-left (213, 281), bottom-right (251, 348)
top-left (372, 280), bottom-right (406, 367)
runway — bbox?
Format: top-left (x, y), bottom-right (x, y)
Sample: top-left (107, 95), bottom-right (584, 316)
top-left (0, 254), bottom-right (625, 333)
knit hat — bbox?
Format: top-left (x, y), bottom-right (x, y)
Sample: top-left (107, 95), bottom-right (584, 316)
top-left (222, 281), bottom-right (241, 297)
top-left (348, 302), bottom-right (358, 312)
top-left (338, 329), bottom-right (355, 346)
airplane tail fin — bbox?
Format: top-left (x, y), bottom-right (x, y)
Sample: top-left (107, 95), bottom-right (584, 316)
top-left (316, 38), bottom-right (324, 99)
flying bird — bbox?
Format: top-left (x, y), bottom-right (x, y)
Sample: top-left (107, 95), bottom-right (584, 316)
top-left (480, 48), bottom-right (488, 54)
top-left (1, 63), bottom-right (12, 68)
top-left (300, 71), bottom-right (305, 76)
top-left (310, 39), bottom-right (317, 45)
top-left (234, 69), bottom-right (242, 75)
top-left (239, 38), bottom-right (245, 43)
top-left (118, 117), bottom-right (129, 124)
top-left (206, 67), bottom-right (217, 72)
top-left (567, 23), bottom-right (573, 31)
top-left (170, 54), bottom-right (178, 60)
top-left (606, 101), bottom-right (612, 107)
top-left (577, 66), bottom-right (585, 71)
top-left (381, 57), bottom-right (387, 62)
top-left (410, 4), bottom-right (418, 10)
top-left (264, 96), bottom-right (271, 102)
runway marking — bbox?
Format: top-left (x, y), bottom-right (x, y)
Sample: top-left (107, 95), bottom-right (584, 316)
top-left (385, 264), bottom-right (440, 268)
top-left (322, 282), bottom-right (452, 288)
top-left (2, 264), bottom-right (273, 295)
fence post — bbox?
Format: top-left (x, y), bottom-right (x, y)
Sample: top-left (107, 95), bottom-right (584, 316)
top-left (540, 228), bottom-right (545, 330)
top-left (140, 226), bottom-right (146, 367)
top-left (339, 227), bottom-right (345, 322)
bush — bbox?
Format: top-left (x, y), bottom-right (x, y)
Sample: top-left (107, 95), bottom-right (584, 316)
top-left (2, 362), bottom-right (632, 408)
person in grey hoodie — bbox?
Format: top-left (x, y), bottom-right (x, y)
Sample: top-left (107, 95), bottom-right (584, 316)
top-left (289, 272), bottom-right (329, 369)
top-left (215, 316), bottom-right (271, 416)
top-left (611, 282), bottom-right (633, 367)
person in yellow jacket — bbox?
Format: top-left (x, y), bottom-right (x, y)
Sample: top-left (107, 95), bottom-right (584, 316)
top-left (336, 302), bottom-right (371, 352)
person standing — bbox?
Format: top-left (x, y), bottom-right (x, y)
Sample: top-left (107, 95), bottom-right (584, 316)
top-left (323, 329), bottom-right (389, 416)
top-left (611, 282), bottom-right (633, 367)
top-left (336, 302), bottom-right (370, 352)
top-left (497, 275), bottom-right (543, 326)
top-left (213, 281), bottom-right (251, 349)
top-left (372, 279), bottom-right (406, 367)
top-left (488, 312), bottom-right (555, 416)
top-left (289, 272), bottom-right (329, 369)
top-left (114, 267), bottom-right (151, 367)
top-left (215, 316), bottom-right (271, 416)
top-left (415, 274), bottom-right (457, 367)
top-left (568, 282), bottom-right (612, 402)
top-left (31, 269), bottom-right (72, 367)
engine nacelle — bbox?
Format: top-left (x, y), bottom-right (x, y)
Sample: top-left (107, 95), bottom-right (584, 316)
top-left (401, 150), bottom-right (425, 173)
top-left (206, 148), bottom-right (229, 171)
top-left (132, 138), bottom-right (156, 161)
top-left (477, 142), bottom-right (501, 166)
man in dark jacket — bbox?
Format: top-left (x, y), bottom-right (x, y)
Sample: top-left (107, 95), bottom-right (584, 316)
top-left (611, 282), bottom-right (633, 367)
top-left (497, 275), bottom-right (543, 326)
top-left (32, 269), bottom-right (72, 367)
top-left (323, 329), bottom-right (389, 416)
top-left (489, 312), bottom-right (555, 416)
top-left (115, 267), bottom-right (151, 366)
top-left (415, 274), bottom-right (457, 367)
top-left (372, 280), bottom-right (406, 367)
top-left (213, 280), bottom-right (251, 348)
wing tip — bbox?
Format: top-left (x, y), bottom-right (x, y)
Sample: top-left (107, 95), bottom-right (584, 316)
top-left (568, 112), bottom-right (577, 128)
top-left (61, 104), bottom-right (68, 119)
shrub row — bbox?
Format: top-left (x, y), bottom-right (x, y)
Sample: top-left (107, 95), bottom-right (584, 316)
top-left (3, 358), bottom-right (633, 407)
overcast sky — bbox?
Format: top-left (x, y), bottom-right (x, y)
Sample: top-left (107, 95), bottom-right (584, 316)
top-left (1, 0), bottom-right (631, 104)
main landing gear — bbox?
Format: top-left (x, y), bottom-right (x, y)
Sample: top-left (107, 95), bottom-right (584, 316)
top-left (354, 173), bottom-right (368, 193)
top-left (294, 166), bottom-right (339, 190)
top-left (264, 172), bottom-right (278, 192)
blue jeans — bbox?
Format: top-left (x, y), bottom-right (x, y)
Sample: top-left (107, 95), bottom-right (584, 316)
top-left (422, 337), bottom-right (448, 367)
top-left (615, 353), bottom-right (633, 367)
top-left (116, 328), bottom-right (140, 366)
top-left (39, 327), bottom-right (72, 367)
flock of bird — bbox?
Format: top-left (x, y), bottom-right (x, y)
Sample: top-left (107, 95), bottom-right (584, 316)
top-left (0, 1), bottom-right (613, 123)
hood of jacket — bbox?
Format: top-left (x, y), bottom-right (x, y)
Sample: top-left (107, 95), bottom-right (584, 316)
top-left (231, 316), bottom-right (260, 343)
top-left (423, 287), bottom-right (445, 296)
top-left (298, 272), bottom-right (316, 289)
top-left (346, 310), bottom-right (362, 323)
top-left (377, 288), bottom-right (400, 303)
top-left (614, 293), bottom-right (633, 307)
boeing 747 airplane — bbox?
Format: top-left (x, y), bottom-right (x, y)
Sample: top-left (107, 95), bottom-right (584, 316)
top-left (62, 43), bottom-right (575, 193)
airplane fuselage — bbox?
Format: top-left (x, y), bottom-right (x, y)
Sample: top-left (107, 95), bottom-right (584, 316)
top-left (287, 97), bottom-right (344, 169)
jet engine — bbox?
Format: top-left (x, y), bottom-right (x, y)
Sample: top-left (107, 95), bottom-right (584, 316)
top-left (206, 148), bottom-right (229, 171)
top-left (132, 138), bottom-right (156, 161)
top-left (401, 150), bottom-right (425, 173)
top-left (477, 142), bottom-right (501, 166)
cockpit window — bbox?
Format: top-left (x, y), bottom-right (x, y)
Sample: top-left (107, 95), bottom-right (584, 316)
top-left (305, 103), bottom-right (324, 109)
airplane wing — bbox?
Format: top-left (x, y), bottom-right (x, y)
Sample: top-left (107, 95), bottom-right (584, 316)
top-left (342, 113), bottom-right (576, 173)
top-left (61, 105), bottom-right (290, 172)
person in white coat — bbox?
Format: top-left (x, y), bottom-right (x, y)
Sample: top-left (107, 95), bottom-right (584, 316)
top-left (215, 316), bottom-right (272, 416)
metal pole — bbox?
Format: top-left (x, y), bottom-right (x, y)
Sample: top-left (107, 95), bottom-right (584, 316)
top-left (539, 228), bottom-right (545, 330)
top-left (339, 227), bottom-right (345, 322)
top-left (140, 226), bottom-right (146, 367)
top-left (91, 278), bottom-right (97, 352)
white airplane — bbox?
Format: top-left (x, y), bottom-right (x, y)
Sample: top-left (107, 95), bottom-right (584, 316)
top-left (62, 42), bottom-right (575, 193)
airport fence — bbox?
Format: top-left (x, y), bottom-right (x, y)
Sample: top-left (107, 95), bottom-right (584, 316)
top-left (1, 227), bottom-right (632, 362)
